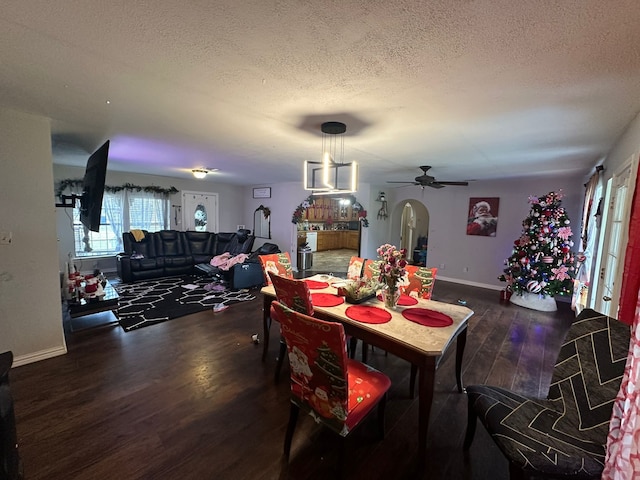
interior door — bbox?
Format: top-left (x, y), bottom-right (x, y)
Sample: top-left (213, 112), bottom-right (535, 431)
top-left (593, 157), bottom-right (638, 316)
top-left (182, 191), bottom-right (219, 232)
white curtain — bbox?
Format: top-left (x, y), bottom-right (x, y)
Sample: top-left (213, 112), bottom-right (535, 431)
top-left (103, 191), bottom-right (125, 252)
top-left (128, 192), bottom-right (169, 230)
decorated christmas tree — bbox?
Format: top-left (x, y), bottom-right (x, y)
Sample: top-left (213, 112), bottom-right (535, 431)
top-left (499, 190), bottom-right (576, 299)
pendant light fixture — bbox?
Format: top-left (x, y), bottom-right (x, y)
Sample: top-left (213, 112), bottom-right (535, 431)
top-left (303, 121), bottom-right (358, 194)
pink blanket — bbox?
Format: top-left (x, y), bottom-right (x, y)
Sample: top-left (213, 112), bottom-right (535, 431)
top-left (210, 252), bottom-right (249, 271)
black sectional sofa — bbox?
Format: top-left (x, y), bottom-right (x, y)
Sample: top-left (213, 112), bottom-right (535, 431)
top-left (116, 229), bottom-right (264, 288)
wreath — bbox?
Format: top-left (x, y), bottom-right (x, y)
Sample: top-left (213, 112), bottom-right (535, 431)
top-left (291, 194), bottom-right (368, 227)
top-left (55, 179), bottom-right (178, 199)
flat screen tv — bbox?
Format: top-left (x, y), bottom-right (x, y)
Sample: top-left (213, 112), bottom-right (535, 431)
top-left (79, 140), bottom-right (109, 232)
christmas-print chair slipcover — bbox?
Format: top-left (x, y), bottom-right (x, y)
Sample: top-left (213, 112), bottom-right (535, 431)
top-left (270, 301), bottom-right (391, 461)
top-left (464, 308), bottom-right (630, 479)
top-left (401, 265), bottom-right (437, 300)
top-left (259, 252), bottom-right (294, 285)
top-left (346, 256), bottom-right (365, 280)
top-left (362, 259), bottom-right (382, 281)
top-left (269, 273), bottom-right (314, 383)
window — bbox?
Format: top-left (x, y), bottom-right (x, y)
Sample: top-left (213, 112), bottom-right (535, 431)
top-left (73, 191), bottom-right (169, 257)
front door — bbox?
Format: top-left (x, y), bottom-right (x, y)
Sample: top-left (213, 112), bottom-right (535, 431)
top-left (592, 157), bottom-right (638, 316)
top-left (182, 191), bottom-right (219, 232)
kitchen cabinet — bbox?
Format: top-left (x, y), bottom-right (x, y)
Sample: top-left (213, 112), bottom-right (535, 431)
top-left (316, 230), bottom-right (359, 251)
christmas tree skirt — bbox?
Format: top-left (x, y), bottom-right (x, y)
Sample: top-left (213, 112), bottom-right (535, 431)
top-left (510, 292), bottom-right (557, 312)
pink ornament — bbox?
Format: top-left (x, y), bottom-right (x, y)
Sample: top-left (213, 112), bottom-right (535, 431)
top-left (542, 256), bottom-right (554, 264)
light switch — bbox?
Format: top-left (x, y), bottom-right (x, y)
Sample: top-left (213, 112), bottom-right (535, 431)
top-left (0, 232), bottom-right (12, 245)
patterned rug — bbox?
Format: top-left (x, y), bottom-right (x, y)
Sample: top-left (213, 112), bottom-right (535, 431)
top-left (114, 275), bottom-right (256, 331)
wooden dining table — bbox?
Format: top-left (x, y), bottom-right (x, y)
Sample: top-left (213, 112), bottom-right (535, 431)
top-left (260, 274), bottom-right (474, 470)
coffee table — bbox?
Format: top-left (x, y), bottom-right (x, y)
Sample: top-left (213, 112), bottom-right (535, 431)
top-left (67, 280), bottom-right (119, 323)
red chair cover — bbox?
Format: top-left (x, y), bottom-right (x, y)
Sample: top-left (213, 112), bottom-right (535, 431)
top-left (269, 273), bottom-right (313, 315)
top-left (270, 301), bottom-right (391, 436)
top-left (402, 266), bottom-right (438, 300)
top-left (347, 256), bottom-right (365, 280)
top-left (362, 259), bottom-right (382, 281)
top-left (259, 252), bottom-right (293, 285)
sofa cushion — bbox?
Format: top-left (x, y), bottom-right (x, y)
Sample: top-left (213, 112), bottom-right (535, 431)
top-left (155, 230), bottom-right (187, 256)
top-left (184, 231), bottom-right (215, 263)
top-left (123, 231), bottom-right (156, 257)
top-left (214, 232), bottom-right (236, 255)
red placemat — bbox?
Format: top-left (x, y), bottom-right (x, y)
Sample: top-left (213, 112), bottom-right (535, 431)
top-left (311, 293), bottom-right (345, 307)
top-left (345, 305), bottom-right (392, 324)
top-left (376, 294), bottom-right (418, 306)
top-left (401, 308), bottom-right (453, 327)
top-left (305, 279), bottom-right (329, 289)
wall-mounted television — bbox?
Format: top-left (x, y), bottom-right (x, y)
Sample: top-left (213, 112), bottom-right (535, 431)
top-left (79, 140), bottom-right (109, 232)
top-left (55, 140), bottom-right (110, 232)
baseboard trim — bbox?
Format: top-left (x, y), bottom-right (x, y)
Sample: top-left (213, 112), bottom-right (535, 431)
top-left (437, 276), bottom-right (503, 291)
top-left (13, 345), bottom-right (67, 367)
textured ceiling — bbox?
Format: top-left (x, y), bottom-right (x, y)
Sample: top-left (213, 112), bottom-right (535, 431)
top-left (2, 1), bottom-right (640, 186)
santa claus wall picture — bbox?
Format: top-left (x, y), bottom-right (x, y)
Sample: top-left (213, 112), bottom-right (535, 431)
top-left (466, 197), bottom-right (499, 237)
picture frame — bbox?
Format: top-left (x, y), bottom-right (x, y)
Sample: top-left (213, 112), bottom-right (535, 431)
top-left (466, 197), bottom-right (499, 237)
top-left (253, 187), bottom-right (271, 199)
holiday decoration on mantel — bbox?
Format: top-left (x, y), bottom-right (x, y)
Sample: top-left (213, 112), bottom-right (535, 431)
top-left (499, 190), bottom-right (576, 310)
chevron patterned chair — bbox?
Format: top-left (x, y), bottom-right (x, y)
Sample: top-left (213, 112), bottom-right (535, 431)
top-left (463, 308), bottom-right (630, 479)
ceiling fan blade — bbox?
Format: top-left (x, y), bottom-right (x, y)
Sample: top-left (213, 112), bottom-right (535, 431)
top-left (436, 181), bottom-right (469, 186)
top-left (387, 181), bottom-right (418, 184)
top-left (428, 182), bottom-right (446, 189)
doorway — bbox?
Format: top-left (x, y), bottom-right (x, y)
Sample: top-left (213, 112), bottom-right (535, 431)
top-left (390, 199), bottom-right (430, 265)
top-left (182, 191), bottom-right (219, 232)
top-left (591, 156), bottom-right (638, 316)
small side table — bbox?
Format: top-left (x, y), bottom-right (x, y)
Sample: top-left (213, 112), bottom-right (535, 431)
top-left (67, 280), bottom-right (119, 328)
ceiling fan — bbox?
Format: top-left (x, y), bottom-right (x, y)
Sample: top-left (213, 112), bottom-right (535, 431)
top-left (387, 166), bottom-right (469, 189)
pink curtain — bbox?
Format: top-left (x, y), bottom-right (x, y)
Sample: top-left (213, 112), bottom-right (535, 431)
top-left (603, 159), bottom-right (640, 478)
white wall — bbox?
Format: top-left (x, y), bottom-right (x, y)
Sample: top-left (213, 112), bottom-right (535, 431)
top-left (0, 108), bottom-right (67, 365)
top-left (243, 178), bottom-right (583, 290)
top-left (599, 111), bottom-right (640, 182)
top-left (384, 175), bottom-right (583, 290)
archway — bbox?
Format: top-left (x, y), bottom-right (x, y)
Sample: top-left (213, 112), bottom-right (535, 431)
top-left (291, 194), bottom-right (369, 272)
top-left (390, 199), bottom-right (430, 264)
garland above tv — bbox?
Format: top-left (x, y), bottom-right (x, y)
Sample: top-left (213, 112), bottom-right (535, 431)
top-left (56, 179), bottom-right (178, 200)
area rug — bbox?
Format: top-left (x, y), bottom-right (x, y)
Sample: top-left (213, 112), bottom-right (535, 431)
top-left (114, 275), bottom-right (256, 331)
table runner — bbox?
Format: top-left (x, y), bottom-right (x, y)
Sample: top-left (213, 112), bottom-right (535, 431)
top-left (402, 308), bottom-right (453, 327)
top-left (376, 294), bottom-right (418, 306)
top-left (345, 305), bottom-right (392, 324)
top-left (311, 293), bottom-right (345, 307)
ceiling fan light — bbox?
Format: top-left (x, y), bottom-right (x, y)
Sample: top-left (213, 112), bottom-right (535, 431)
top-left (192, 169), bottom-right (208, 179)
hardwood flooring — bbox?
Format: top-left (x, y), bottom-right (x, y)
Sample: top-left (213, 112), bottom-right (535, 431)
top-left (9, 281), bottom-right (575, 479)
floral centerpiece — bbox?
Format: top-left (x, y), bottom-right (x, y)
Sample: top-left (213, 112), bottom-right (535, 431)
top-left (377, 243), bottom-right (408, 308)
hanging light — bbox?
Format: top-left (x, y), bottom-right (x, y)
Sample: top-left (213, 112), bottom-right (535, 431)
top-left (192, 169), bottom-right (208, 179)
top-left (303, 121), bottom-right (358, 194)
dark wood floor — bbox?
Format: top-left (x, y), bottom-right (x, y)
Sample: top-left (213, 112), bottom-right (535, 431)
top-left (9, 281), bottom-right (575, 479)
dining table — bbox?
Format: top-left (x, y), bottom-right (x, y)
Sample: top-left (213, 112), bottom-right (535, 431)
top-left (260, 274), bottom-right (474, 471)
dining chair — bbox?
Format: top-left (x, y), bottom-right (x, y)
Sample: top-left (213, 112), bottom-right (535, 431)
top-left (346, 256), bottom-right (365, 280)
top-left (270, 300), bottom-right (391, 469)
top-left (401, 265), bottom-right (438, 300)
top-left (258, 251), bottom-right (294, 285)
top-left (362, 259), bottom-right (382, 281)
top-left (268, 272), bottom-right (314, 383)
top-left (464, 308), bottom-right (630, 479)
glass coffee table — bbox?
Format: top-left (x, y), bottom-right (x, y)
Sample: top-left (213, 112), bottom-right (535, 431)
top-left (67, 280), bottom-right (119, 327)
